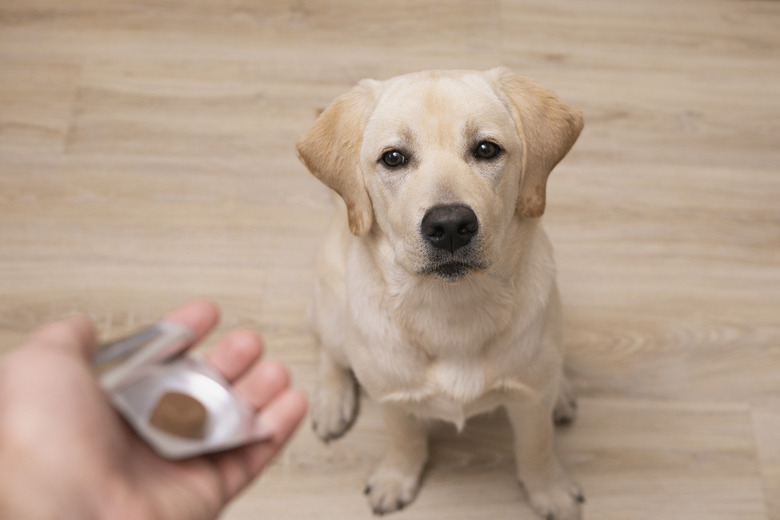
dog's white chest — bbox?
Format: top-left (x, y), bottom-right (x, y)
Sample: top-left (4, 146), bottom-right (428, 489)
top-left (428, 359), bottom-right (485, 403)
top-left (377, 358), bottom-right (511, 430)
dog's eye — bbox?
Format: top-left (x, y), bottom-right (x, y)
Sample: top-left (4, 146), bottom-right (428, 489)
top-left (474, 141), bottom-right (502, 160)
top-left (381, 150), bottom-right (407, 168)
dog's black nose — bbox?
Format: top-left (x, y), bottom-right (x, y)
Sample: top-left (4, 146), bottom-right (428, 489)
top-left (421, 204), bottom-right (479, 253)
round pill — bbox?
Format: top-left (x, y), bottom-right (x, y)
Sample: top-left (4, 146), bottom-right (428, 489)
top-left (149, 391), bottom-right (208, 440)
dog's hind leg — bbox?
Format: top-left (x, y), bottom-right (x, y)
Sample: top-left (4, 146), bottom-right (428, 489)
top-left (311, 349), bottom-right (359, 442)
top-left (309, 250), bottom-right (360, 442)
top-left (553, 372), bottom-right (577, 427)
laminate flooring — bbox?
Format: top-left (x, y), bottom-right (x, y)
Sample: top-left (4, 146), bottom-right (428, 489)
top-left (1, 1), bottom-right (778, 518)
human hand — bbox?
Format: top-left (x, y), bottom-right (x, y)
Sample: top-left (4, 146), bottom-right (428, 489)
top-left (0, 300), bottom-right (307, 520)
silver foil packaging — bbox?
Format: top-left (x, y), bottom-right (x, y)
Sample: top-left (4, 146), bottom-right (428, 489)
top-left (94, 322), bottom-right (268, 460)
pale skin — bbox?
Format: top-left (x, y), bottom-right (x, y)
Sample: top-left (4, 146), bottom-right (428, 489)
top-left (0, 299), bottom-right (308, 520)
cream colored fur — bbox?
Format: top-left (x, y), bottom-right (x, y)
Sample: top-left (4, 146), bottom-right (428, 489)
top-left (297, 68), bottom-right (584, 520)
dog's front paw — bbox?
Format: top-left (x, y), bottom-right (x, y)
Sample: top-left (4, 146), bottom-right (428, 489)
top-left (525, 476), bottom-right (584, 520)
top-left (311, 369), bottom-right (358, 443)
top-left (365, 464), bottom-right (422, 515)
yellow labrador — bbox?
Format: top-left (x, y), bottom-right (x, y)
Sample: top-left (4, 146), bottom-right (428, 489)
top-left (297, 68), bottom-right (584, 520)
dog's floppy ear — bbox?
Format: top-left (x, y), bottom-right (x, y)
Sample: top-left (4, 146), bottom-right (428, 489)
top-left (296, 80), bottom-right (380, 236)
top-left (489, 67), bottom-right (583, 218)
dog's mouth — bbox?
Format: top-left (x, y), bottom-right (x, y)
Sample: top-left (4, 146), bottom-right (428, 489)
top-left (421, 261), bottom-right (484, 282)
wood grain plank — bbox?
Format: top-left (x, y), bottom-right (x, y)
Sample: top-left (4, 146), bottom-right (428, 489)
top-left (0, 0), bottom-right (777, 518)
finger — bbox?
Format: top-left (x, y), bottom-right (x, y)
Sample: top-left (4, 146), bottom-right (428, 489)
top-left (214, 388), bottom-right (308, 499)
top-left (162, 299), bottom-right (220, 343)
top-left (204, 329), bottom-right (264, 383)
top-left (247, 389), bottom-right (308, 470)
top-left (234, 360), bottom-right (291, 409)
top-left (25, 314), bottom-right (97, 358)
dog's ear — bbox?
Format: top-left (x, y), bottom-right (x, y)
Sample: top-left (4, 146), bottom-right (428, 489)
top-left (296, 80), bottom-right (380, 236)
top-left (489, 68), bottom-right (583, 218)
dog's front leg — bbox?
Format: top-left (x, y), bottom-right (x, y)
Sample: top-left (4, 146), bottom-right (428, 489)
top-left (365, 404), bottom-right (428, 515)
top-left (506, 393), bottom-right (584, 520)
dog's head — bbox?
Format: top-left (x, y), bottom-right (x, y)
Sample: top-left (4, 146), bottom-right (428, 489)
top-left (297, 68), bottom-right (583, 282)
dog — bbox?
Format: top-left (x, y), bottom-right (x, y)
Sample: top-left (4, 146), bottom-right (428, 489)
top-left (296, 68), bottom-right (584, 520)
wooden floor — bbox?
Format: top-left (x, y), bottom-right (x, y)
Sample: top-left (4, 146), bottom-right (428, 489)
top-left (1, 1), bottom-right (778, 518)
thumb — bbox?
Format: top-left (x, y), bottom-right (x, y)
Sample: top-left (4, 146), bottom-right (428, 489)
top-left (24, 314), bottom-right (98, 359)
